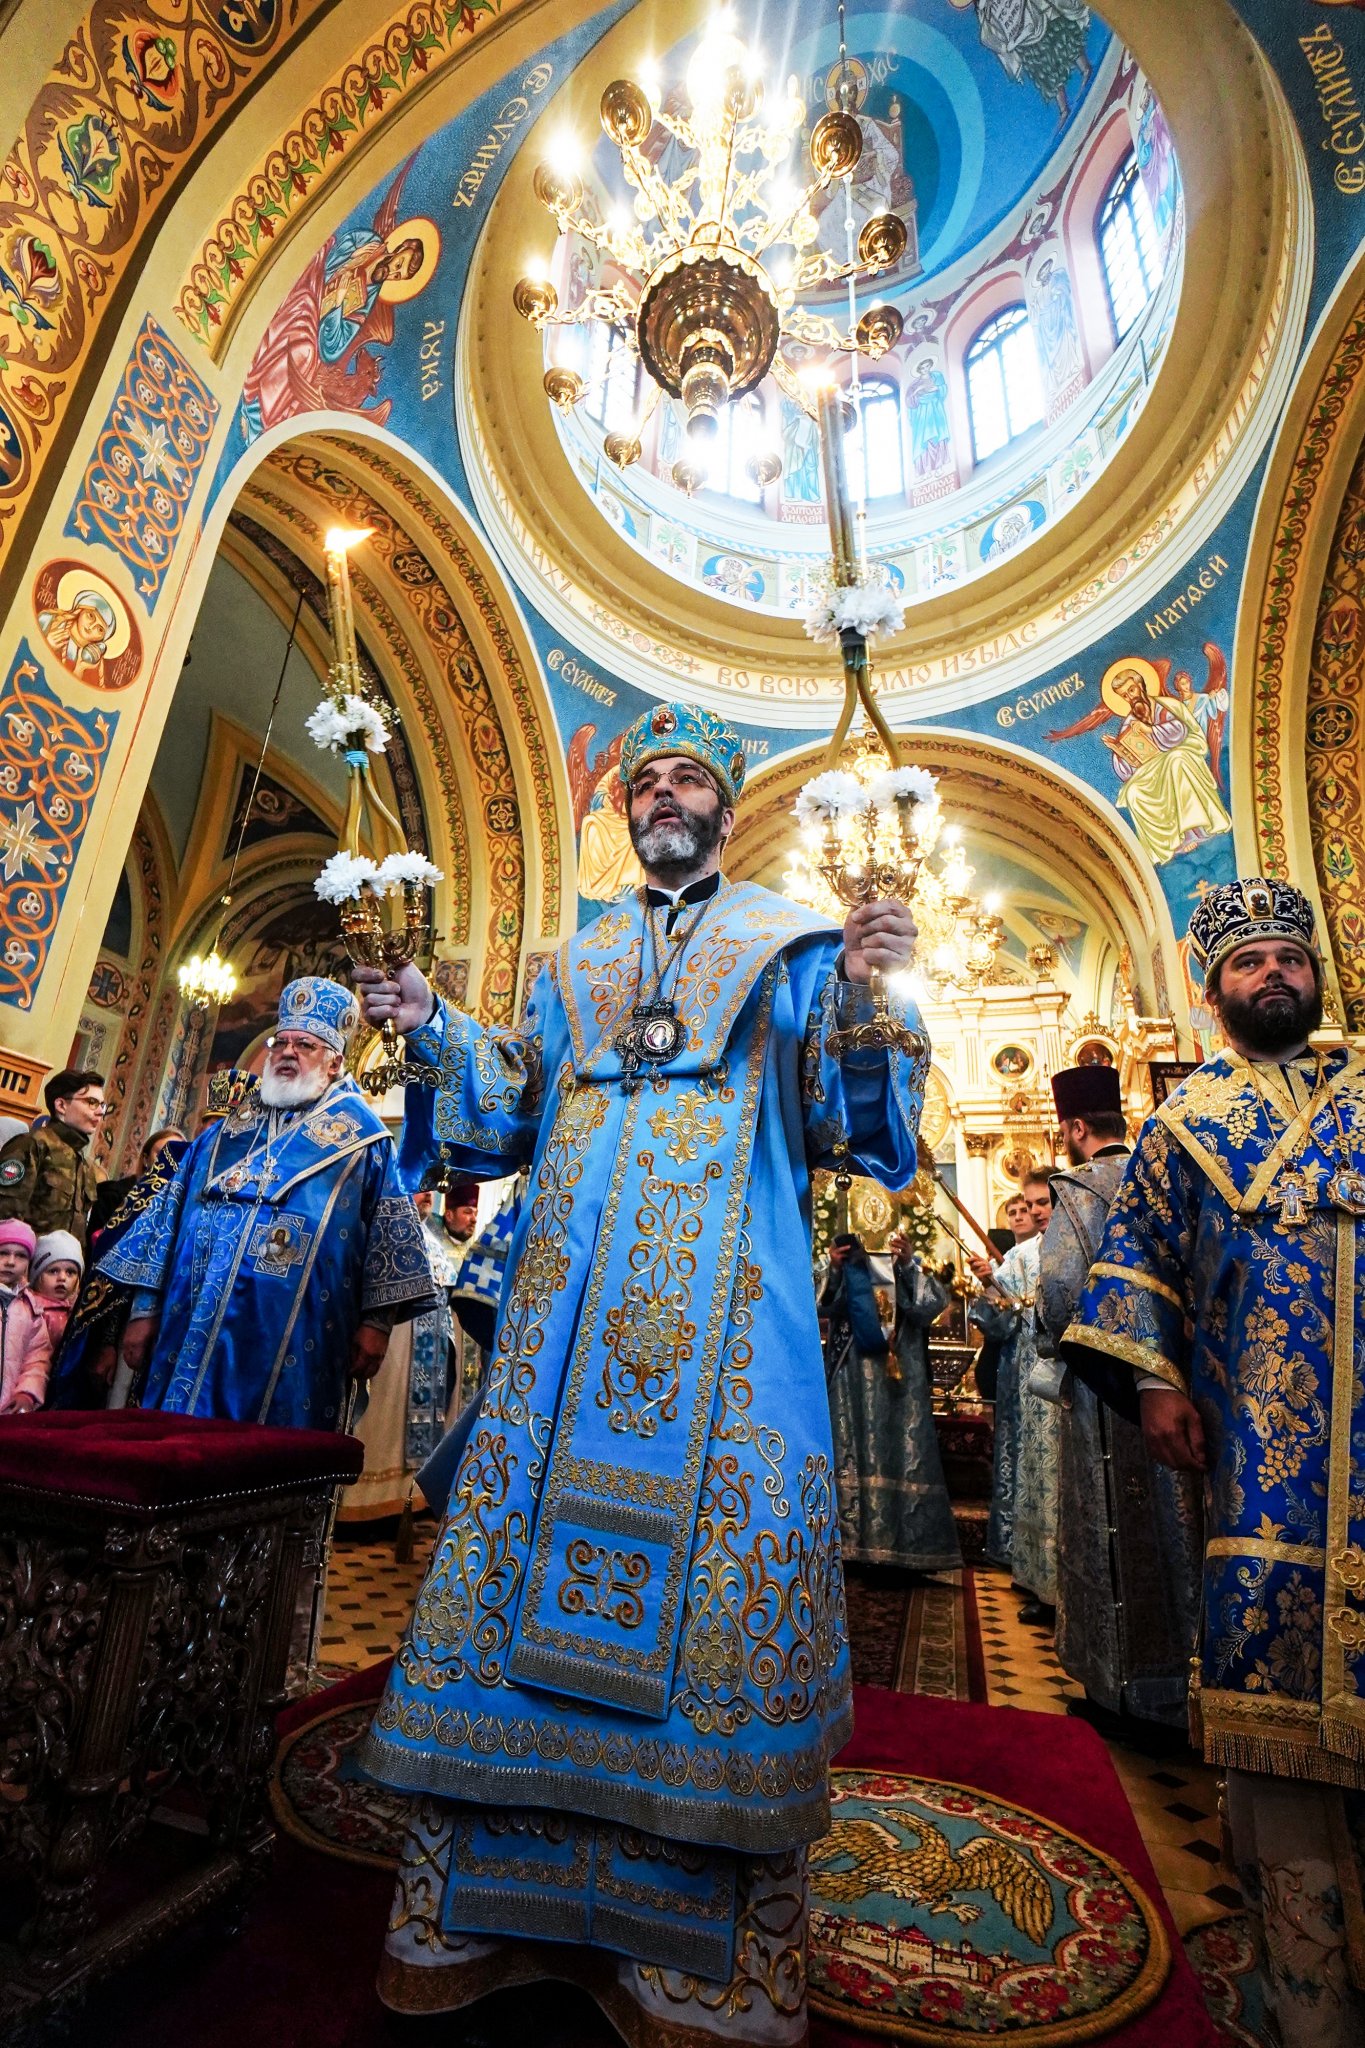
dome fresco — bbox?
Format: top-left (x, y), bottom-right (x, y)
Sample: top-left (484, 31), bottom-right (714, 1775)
top-left (534, 0), bottom-right (1182, 617)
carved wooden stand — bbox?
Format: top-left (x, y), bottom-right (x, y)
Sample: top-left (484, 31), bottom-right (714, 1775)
top-left (0, 1417), bottom-right (361, 2030)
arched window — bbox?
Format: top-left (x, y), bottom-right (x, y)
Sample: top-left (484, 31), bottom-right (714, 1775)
top-left (584, 322), bottom-right (641, 434)
top-left (965, 305), bottom-right (1044, 464)
top-left (1098, 157), bottom-right (1163, 341)
top-left (846, 377), bottom-right (904, 501)
top-left (707, 392), bottom-right (765, 502)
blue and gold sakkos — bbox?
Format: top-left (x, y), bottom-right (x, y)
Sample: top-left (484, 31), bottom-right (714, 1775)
top-left (360, 877), bottom-right (927, 1988)
top-left (1064, 1046), bottom-right (1365, 1787)
top-left (100, 1073), bottom-right (435, 1428)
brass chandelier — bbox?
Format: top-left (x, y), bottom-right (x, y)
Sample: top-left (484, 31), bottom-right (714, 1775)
top-left (512, 7), bottom-right (909, 479)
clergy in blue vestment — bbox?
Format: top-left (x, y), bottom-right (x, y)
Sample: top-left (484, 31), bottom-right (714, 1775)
top-left (102, 977), bottom-right (435, 1429)
top-left (822, 1232), bottom-right (960, 1573)
top-left (1064, 882), bottom-right (1365, 2048)
top-left (970, 1190), bottom-right (1039, 1576)
top-left (354, 701), bottom-right (927, 2046)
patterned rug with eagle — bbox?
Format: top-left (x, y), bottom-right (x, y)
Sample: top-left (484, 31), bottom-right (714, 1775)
top-left (808, 1765), bottom-right (1168, 2041)
top-left (274, 1675), bottom-right (1210, 2045)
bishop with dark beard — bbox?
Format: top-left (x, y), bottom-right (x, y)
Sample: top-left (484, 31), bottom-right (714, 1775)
top-left (1064, 880), bottom-right (1365, 2048)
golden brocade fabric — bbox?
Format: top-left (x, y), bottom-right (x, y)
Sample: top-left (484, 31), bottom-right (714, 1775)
top-left (1064, 1047), bottom-right (1365, 1785)
top-left (362, 879), bottom-right (927, 1995)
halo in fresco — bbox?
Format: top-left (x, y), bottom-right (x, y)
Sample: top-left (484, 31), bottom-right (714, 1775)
top-left (1099, 654), bottom-right (1161, 716)
top-left (379, 217), bottom-right (442, 303)
top-left (32, 560), bottom-right (142, 692)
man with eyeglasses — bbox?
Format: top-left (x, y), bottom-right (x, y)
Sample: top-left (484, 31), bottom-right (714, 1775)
top-left (0, 1068), bottom-right (107, 1249)
top-left (99, 978), bottom-right (435, 1430)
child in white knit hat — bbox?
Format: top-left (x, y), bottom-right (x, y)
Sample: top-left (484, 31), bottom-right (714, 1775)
top-left (31, 1230), bottom-right (83, 1353)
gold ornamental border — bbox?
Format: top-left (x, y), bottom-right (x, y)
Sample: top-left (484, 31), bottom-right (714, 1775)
top-left (174, 0), bottom-right (525, 354)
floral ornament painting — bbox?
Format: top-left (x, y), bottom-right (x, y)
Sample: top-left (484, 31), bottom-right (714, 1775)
top-left (64, 315), bottom-right (218, 606)
top-left (0, 645), bottom-right (117, 1010)
top-left (58, 113), bottom-right (122, 210)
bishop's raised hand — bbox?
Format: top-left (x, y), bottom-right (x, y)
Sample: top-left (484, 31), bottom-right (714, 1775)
top-left (353, 961), bottom-right (436, 1036)
top-left (842, 899), bottom-right (917, 983)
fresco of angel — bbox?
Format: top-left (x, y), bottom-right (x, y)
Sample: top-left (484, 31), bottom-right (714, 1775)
top-left (567, 721), bottom-right (642, 908)
top-left (1046, 645), bottom-right (1231, 866)
top-left (953, 0), bottom-right (1093, 120)
top-left (239, 158), bottom-right (438, 443)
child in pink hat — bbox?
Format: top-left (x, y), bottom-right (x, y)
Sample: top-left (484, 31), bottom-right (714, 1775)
top-left (0, 1218), bottom-right (52, 1415)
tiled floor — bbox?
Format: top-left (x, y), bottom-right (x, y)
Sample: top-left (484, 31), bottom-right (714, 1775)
top-left (319, 1523), bottom-right (435, 1668)
top-left (974, 1567), bottom-right (1241, 1936)
top-left (319, 1525), bottom-right (1241, 1939)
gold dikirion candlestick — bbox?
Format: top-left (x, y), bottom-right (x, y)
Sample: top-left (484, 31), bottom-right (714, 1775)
top-left (317, 524), bottom-right (437, 1097)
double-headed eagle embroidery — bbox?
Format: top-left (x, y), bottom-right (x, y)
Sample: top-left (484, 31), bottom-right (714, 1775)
top-left (811, 1810), bottom-right (1054, 1947)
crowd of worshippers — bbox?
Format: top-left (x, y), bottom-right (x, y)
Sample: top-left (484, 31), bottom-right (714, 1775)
top-left (0, 984), bottom-right (515, 1445)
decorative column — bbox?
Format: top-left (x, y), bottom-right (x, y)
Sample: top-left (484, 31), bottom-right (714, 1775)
top-left (959, 1130), bottom-right (998, 1231)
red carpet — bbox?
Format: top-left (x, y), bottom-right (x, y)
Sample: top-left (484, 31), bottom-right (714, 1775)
top-left (76, 1672), bottom-right (1215, 2048)
top-left (824, 1691), bottom-right (1218, 2048)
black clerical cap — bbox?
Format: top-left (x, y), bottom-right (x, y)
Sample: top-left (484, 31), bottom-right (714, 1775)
top-left (1050, 1064), bottom-right (1122, 1121)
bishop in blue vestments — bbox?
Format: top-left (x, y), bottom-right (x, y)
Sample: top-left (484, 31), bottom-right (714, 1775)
top-left (102, 977), bottom-right (435, 1429)
top-left (355, 703), bottom-right (928, 2045)
top-left (1064, 882), bottom-right (1365, 2048)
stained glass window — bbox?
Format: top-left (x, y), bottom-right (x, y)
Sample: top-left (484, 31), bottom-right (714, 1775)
top-left (708, 393), bottom-right (766, 502)
top-left (585, 322), bottom-right (641, 434)
top-left (846, 377), bottom-right (905, 501)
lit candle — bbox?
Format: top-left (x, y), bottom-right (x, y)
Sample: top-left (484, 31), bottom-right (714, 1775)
top-left (324, 527), bottom-right (372, 689)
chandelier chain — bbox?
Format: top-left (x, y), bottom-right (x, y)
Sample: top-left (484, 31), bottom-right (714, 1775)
top-left (221, 581), bottom-right (306, 920)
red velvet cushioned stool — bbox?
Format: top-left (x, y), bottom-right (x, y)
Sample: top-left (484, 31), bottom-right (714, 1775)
top-left (0, 1408), bottom-right (362, 2030)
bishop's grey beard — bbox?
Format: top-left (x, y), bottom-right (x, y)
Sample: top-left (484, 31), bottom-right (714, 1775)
top-left (258, 1067), bottom-right (332, 1109)
top-left (628, 797), bottom-right (726, 881)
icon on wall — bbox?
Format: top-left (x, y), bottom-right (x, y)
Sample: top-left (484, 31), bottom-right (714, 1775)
top-left (991, 1044), bottom-right (1033, 1079)
top-left (1046, 644), bottom-right (1232, 868)
top-left (238, 158), bottom-right (440, 441)
top-left (32, 560), bottom-right (142, 691)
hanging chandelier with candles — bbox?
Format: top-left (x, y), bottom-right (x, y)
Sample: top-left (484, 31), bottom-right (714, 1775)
top-left (177, 946), bottom-right (237, 1010)
top-left (512, 6), bottom-right (909, 479)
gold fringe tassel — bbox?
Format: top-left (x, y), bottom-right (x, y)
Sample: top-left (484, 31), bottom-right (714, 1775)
top-left (1204, 1724), bottom-right (1365, 1788)
top-left (1322, 1712), bottom-right (1365, 1765)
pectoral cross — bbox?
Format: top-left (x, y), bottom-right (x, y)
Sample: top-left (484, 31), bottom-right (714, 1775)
top-left (1278, 1173), bottom-right (1309, 1226)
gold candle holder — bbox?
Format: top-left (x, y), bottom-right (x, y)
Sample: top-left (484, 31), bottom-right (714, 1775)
top-left (319, 527), bottom-right (439, 1096)
top-left (815, 792), bottom-right (930, 1060)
